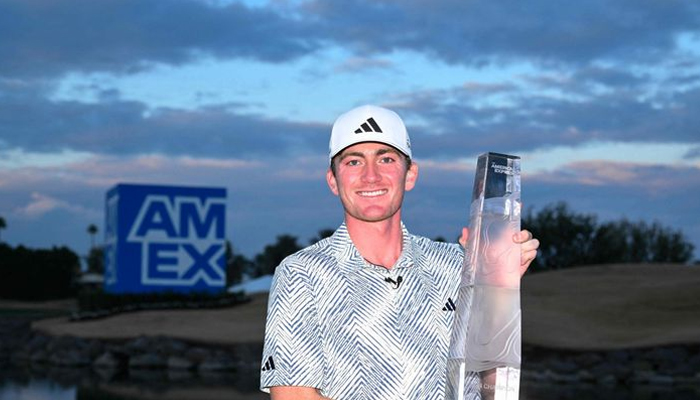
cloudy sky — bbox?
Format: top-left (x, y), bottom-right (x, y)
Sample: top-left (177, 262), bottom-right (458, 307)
top-left (1, 0), bottom-right (698, 261)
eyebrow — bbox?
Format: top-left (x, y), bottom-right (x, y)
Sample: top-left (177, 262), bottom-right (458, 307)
top-left (338, 146), bottom-right (401, 162)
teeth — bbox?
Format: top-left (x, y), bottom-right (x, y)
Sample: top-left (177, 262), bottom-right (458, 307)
top-left (359, 189), bottom-right (386, 197)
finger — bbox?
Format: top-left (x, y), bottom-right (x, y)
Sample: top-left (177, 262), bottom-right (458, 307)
top-left (512, 229), bottom-right (533, 244)
top-left (458, 227), bottom-right (469, 248)
top-left (520, 249), bottom-right (538, 275)
top-left (521, 238), bottom-right (540, 252)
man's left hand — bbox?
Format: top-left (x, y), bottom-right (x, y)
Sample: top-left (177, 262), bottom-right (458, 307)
top-left (459, 227), bottom-right (540, 276)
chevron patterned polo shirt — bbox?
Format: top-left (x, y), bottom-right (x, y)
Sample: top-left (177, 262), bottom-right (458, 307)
top-left (260, 223), bottom-right (480, 399)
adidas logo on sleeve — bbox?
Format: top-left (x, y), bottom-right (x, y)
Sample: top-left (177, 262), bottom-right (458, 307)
top-left (261, 355), bottom-right (276, 371)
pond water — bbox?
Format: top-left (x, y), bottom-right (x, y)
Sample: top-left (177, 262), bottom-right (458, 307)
top-left (0, 365), bottom-right (267, 400)
top-left (1, 366), bottom-right (698, 400)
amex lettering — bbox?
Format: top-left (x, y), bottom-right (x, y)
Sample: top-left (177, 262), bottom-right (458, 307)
top-left (127, 195), bottom-right (226, 287)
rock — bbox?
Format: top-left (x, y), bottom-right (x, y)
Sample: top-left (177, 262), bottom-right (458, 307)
top-left (129, 353), bottom-right (167, 369)
top-left (576, 369), bottom-right (595, 381)
top-left (550, 359), bottom-right (578, 374)
top-left (93, 366), bottom-right (119, 381)
top-left (631, 359), bottom-right (654, 372)
top-left (573, 352), bottom-right (603, 368)
top-left (644, 346), bottom-right (688, 366)
top-left (597, 374), bottom-right (618, 386)
top-left (630, 370), bottom-right (655, 384)
top-left (93, 351), bottom-right (123, 369)
top-left (184, 347), bottom-right (211, 363)
top-left (158, 338), bottom-right (189, 356)
top-left (167, 355), bottom-right (195, 370)
top-left (199, 355), bottom-right (237, 372)
top-left (687, 353), bottom-right (700, 371)
top-left (167, 368), bottom-right (196, 382)
top-left (606, 350), bottom-right (630, 363)
top-left (647, 374), bottom-right (674, 385)
top-left (49, 349), bottom-right (91, 367)
top-left (47, 335), bottom-right (79, 353)
top-left (84, 340), bottom-right (105, 359)
top-left (124, 336), bottom-right (154, 355)
top-left (667, 363), bottom-right (696, 377)
top-left (611, 364), bottom-right (633, 381)
top-left (550, 371), bottom-right (580, 383)
top-left (590, 362), bottom-right (615, 378)
top-left (29, 349), bottom-right (49, 364)
top-left (25, 334), bottom-right (50, 353)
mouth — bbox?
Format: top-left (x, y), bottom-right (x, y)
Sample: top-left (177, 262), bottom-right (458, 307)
top-left (357, 189), bottom-right (388, 197)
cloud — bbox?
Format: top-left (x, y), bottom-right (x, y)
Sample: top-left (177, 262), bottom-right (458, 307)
top-left (2, 0), bottom-right (697, 84)
top-left (0, 0), bottom-right (319, 79)
top-left (684, 146), bottom-right (700, 160)
top-left (531, 161), bottom-right (700, 194)
top-left (2, 69), bottom-right (698, 163)
top-left (304, 0), bottom-right (700, 66)
top-left (0, 88), bottom-right (329, 157)
top-left (0, 151), bottom-right (335, 256)
top-left (14, 192), bottom-right (98, 218)
top-left (381, 78), bottom-right (700, 159)
top-left (0, 0), bottom-right (697, 261)
top-left (333, 57), bottom-right (395, 73)
top-left (2, 148), bottom-right (698, 258)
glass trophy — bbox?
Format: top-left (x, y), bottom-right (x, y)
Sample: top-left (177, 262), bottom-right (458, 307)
top-left (445, 152), bottom-right (521, 400)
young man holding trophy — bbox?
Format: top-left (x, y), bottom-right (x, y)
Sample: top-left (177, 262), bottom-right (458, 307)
top-left (261, 105), bottom-right (540, 400)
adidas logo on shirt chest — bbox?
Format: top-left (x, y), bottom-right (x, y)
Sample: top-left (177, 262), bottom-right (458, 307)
top-left (442, 297), bottom-right (456, 311)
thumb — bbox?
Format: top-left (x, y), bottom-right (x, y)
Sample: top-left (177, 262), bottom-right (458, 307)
top-left (459, 227), bottom-right (469, 248)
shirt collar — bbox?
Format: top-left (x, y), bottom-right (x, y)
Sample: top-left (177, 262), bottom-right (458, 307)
top-left (332, 222), bottom-right (419, 274)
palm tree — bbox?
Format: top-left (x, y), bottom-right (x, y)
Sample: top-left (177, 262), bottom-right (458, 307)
top-left (0, 216), bottom-right (6, 242)
top-left (87, 224), bottom-right (98, 249)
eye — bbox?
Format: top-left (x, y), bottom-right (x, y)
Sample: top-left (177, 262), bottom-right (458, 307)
top-left (379, 156), bottom-right (396, 164)
top-left (346, 159), bottom-right (361, 166)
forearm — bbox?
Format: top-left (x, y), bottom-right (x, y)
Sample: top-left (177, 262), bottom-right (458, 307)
top-left (270, 386), bottom-right (331, 400)
top-left (479, 369), bottom-right (497, 400)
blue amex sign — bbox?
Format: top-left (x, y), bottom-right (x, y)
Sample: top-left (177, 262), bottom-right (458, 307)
top-left (104, 184), bottom-right (227, 294)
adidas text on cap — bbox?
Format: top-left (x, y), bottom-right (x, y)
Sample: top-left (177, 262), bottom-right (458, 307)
top-left (329, 105), bottom-right (412, 163)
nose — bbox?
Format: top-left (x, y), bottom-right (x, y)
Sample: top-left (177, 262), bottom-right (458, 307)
top-left (361, 162), bottom-right (381, 183)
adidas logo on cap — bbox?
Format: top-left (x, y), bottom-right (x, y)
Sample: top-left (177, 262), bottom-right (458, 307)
top-left (329, 105), bottom-right (412, 162)
top-left (354, 117), bottom-right (383, 134)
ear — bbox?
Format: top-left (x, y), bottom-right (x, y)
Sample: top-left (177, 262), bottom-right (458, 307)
top-left (326, 168), bottom-right (339, 196)
top-left (404, 161), bottom-right (419, 191)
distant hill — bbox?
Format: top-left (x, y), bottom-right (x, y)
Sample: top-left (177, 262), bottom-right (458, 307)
top-left (522, 263), bottom-right (700, 350)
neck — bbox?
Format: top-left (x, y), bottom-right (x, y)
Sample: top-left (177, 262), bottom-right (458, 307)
top-left (345, 214), bottom-right (403, 269)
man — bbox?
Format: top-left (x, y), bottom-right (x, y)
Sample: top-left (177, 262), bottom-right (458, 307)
top-left (261, 105), bottom-right (539, 400)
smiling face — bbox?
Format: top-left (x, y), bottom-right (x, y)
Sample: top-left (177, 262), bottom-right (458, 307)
top-left (326, 142), bottom-right (418, 225)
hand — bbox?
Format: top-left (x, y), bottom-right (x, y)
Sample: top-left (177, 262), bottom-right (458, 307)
top-left (513, 229), bottom-right (539, 275)
top-left (458, 227), bottom-right (539, 277)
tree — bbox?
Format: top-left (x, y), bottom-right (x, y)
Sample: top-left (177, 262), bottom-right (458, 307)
top-left (225, 240), bottom-right (253, 286)
top-left (0, 245), bottom-right (80, 300)
top-left (86, 246), bottom-right (104, 274)
top-left (524, 201), bottom-right (695, 271)
top-left (0, 216), bottom-right (5, 242)
top-left (523, 202), bottom-right (596, 271)
top-left (87, 224), bottom-right (98, 249)
top-left (254, 234), bottom-right (302, 277)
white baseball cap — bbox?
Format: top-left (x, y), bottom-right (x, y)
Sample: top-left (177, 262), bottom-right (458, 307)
top-left (329, 104), bottom-right (412, 163)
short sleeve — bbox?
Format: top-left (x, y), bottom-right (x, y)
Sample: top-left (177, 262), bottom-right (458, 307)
top-left (260, 257), bottom-right (325, 392)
